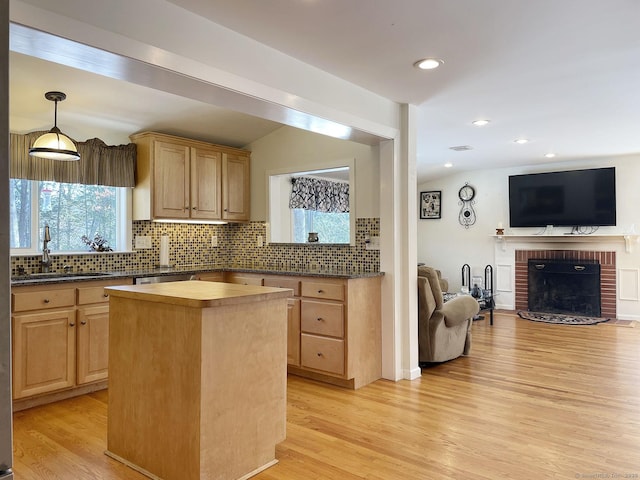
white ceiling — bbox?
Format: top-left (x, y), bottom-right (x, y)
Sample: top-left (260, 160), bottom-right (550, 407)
top-left (10, 0), bottom-right (640, 183)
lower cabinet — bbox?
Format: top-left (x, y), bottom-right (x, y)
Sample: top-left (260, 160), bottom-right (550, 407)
top-left (12, 308), bottom-right (76, 399)
top-left (11, 278), bottom-right (132, 404)
top-left (263, 273), bottom-right (381, 389)
top-left (286, 298), bottom-right (301, 366)
top-left (194, 271), bottom-right (224, 282)
top-left (76, 304), bottom-right (110, 385)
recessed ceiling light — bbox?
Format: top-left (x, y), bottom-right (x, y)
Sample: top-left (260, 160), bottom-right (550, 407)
top-left (444, 162), bottom-right (453, 168)
top-left (449, 145), bottom-right (473, 151)
top-left (514, 138), bottom-right (529, 144)
top-left (414, 58), bottom-right (443, 70)
top-left (472, 119), bottom-right (490, 126)
top-left (544, 153), bottom-right (556, 158)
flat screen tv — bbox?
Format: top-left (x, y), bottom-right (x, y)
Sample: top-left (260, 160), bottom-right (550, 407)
top-left (508, 167), bottom-right (616, 227)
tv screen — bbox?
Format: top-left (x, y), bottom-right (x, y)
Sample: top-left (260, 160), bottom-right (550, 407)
top-left (509, 167), bottom-right (616, 227)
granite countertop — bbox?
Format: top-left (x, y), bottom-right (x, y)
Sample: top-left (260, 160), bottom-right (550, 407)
top-left (10, 264), bottom-right (384, 286)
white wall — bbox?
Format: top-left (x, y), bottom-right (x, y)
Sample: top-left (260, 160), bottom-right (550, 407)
top-left (417, 154), bottom-right (640, 318)
top-left (247, 126), bottom-right (380, 221)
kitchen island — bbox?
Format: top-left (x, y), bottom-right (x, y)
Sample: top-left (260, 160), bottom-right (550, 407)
top-left (104, 280), bottom-right (292, 480)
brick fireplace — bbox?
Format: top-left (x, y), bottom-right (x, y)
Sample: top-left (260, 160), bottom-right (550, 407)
top-left (514, 249), bottom-right (616, 318)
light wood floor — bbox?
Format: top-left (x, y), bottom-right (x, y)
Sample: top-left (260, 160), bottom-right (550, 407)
top-left (12, 312), bottom-right (640, 479)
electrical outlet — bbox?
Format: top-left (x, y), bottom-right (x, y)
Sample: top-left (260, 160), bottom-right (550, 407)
top-left (211, 235), bottom-right (218, 247)
top-left (365, 236), bottom-right (380, 250)
top-left (257, 235), bottom-right (264, 247)
top-left (135, 236), bottom-right (152, 249)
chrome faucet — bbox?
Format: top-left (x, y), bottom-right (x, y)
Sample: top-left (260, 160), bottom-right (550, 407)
top-left (41, 224), bottom-right (52, 273)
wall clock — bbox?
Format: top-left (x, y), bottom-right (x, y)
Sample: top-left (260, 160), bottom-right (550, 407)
top-left (458, 182), bottom-right (477, 228)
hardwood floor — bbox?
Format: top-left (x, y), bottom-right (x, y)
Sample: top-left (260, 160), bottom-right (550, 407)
top-left (12, 312), bottom-right (640, 479)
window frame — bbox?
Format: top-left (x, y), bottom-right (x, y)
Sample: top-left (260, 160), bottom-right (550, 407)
top-left (9, 179), bottom-right (132, 255)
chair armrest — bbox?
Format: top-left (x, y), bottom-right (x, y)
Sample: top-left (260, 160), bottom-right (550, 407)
top-left (440, 295), bottom-right (480, 328)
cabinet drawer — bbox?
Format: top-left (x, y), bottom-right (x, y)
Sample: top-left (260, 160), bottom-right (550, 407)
top-left (301, 334), bottom-right (344, 375)
top-left (301, 300), bottom-right (344, 337)
top-left (301, 281), bottom-right (345, 301)
top-left (264, 277), bottom-right (300, 297)
top-left (225, 274), bottom-right (264, 286)
top-left (77, 286), bottom-right (111, 305)
top-left (195, 272), bottom-right (224, 282)
top-left (12, 288), bottom-right (75, 312)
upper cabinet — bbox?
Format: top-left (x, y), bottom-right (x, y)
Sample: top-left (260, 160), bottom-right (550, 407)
top-left (131, 132), bottom-right (250, 222)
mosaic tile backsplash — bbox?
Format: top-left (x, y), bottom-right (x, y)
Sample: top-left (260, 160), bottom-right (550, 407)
top-left (11, 218), bottom-right (381, 275)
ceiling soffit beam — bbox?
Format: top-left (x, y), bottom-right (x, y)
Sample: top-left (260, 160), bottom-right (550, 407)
top-left (9, 22), bottom-right (385, 146)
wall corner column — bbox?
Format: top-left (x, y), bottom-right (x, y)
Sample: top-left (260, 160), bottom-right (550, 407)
top-left (379, 104), bottom-right (419, 381)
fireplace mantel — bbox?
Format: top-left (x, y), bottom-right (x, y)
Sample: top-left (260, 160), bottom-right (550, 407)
top-left (494, 234), bottom-right (638, 253)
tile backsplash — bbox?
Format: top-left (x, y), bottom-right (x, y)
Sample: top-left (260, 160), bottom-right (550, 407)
top-left (11, 218), bottom-right (381, 275)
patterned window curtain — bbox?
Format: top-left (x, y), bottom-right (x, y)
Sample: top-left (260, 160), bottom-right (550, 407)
top-left (10, 131), bottom-right (136, 187)
top-left (289, 176), bottom-right (349, 213)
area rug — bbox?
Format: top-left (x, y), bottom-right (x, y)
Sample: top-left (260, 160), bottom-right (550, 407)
top-left (517, 311), bottom-right (610, 325)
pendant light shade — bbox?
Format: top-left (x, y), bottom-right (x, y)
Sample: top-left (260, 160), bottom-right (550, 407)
top-left (29, 91), bottom-right (80, 161)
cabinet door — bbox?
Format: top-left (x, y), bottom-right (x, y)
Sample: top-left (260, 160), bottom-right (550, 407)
top-left (195, 272), bottom-right (225, 282)
top-left (287, 298), bottom-right (301, 366)
top-left (76, 305), bottom-right (110, 385)
top-left (153, 141), bottom-right (190, 219)
top-left (225, 273), bottom-right (264, 286)
top-left (12, 309), bottom-right (76, 399)
top-left (222, 152), bottom-right (250, 221)
top-left (191, 147), bottom-right (222, 220)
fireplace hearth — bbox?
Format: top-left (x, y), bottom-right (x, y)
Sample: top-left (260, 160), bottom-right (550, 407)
top-left (528, 258), bottom-right (601, 317)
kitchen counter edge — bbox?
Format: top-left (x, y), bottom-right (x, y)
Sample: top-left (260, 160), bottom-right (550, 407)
top-left (11, 266), bottom-right (384, 286)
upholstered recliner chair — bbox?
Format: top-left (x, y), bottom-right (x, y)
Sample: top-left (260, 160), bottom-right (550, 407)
top-left (418, 266), bottom-right (480, 363)
top-left (418, 263), bottom-right (449, 292)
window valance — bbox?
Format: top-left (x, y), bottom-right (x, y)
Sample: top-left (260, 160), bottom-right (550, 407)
top-left (289, 176), bottom-right (349, 213)
top-left (10, 131), bottom-right (136, 187)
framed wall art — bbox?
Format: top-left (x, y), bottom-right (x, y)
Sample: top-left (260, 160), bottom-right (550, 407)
top-left (420, 190), bottom-right (441, 219)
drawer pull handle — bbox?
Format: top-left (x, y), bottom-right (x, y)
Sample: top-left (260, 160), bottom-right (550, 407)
top-left (43, 298), bottom-right (50, 304)
top-left (69, 322), bottom-right (75, 327)
top-left (80, 320), bottom-right (87, 325)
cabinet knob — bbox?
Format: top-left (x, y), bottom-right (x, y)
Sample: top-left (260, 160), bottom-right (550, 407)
top-left (316, 317), bottom-right (324, 322)
top-left (317, 289), bottom-right (324, 294)
top-left (103, 293), bottom-right (109, 298)
top-left (81, 320), bottom-right (87, 325)
top-left (43, 298), bottom-right (50, 304)
top-left (69, 322), bottom-right (75, 327)
top-left (192, 206), bottom-right (197, 210)
top-left (317, 352), bottom-right (323, 357)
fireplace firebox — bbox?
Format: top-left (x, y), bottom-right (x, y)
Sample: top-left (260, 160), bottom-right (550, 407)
top-left (528, 258), bottom-right (601, 317)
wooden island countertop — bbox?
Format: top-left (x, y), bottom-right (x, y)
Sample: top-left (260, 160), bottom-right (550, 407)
top-left (105, 280), bottom-right (293, 308)
top-left (104, 280), bottom-right (292, 480)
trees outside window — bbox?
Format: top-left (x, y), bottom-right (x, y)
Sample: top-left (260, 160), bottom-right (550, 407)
top-left (10, 179), bottom-right (120, 252)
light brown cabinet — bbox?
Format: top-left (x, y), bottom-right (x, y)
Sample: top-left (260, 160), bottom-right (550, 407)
top-left (225, 272), bottom-right (264, 286)
top-left (11, 278), bottom-right (132, 405)
top-left (238, 272), bottom-right (382, 389)
top-left (131, 131), bottom-right (250, 222)
top-left (12, 307), bottom-right (76, 399)
top-left (193, 271), bottom-right (225, 282)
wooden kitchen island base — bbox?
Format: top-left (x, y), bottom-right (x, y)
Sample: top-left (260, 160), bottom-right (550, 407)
top-left (105, 281), bottom-right (292, 480)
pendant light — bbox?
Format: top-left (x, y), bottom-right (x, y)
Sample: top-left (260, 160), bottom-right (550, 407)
top-left (29, 91), bottom-right (80, 161)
